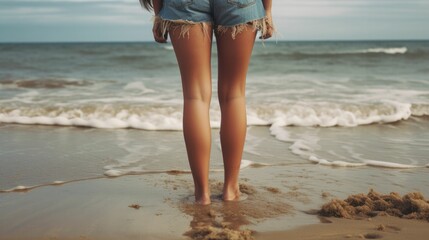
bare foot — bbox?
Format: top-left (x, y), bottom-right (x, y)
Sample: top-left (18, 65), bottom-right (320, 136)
top-left (195, 192), bottom-right (211, 205)
top-left (222, 185), bottom-right (241, 201)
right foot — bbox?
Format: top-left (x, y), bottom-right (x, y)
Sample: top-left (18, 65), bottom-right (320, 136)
top-left (222, 185), bottom-right (241, 201)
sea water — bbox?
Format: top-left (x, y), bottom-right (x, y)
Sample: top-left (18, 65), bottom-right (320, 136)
top-left (0, 40), bottom-right (428, 191)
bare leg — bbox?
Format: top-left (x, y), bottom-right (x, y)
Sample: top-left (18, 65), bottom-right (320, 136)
top-left (215, 25), bottom-right (257, 201)
top-left (169, 23), bottom-right (213, 205)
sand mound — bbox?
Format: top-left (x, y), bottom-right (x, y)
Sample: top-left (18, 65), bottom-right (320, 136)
top-left (319, 189), bottom-right (429, 221)
top-left (186, 225), bottom-right (253, 240)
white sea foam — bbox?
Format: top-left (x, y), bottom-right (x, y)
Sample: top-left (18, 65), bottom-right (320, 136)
top-left (309, 155), bottom-right (366, 167)
top-left (270, 124), bottom-right (423, 169)
top-left (365, 47), bottom-right (407, 54)
top-left (110, 168), bottom-right (152, 176)
top-left (14, 185), bottom-right (29, 190)
top-left (363, 160), bottom-right (418, 169)
top-left (52, 181), bottom-right (65, 185)
top-left (271, 125), bottom-right (366, 167)
top-left (344, 47), bottom-right (408, 55)
top-left (270, 125), bottom-right (318, 159)
top-left (240, 159), bottom-right (253, 169)
top-left (104, 169), bottom-right (125, 177)
top-left (289, 139), bottom-right (314, 158)
top-left (256, 100), bottom-right (413, 128)
top-left (291, 47), bottom-right (408, 56)
top-left (163, 45), bottom-right (174, 50)
top-left (0, 100), bottom-right (426, 130)
top-left (411, 103), bottom-right (429, 116)
top-left (123, 81), bottom-right (155, 94)
top-left (2, 185), bottom-right (32, 192)
top-left (308, 156), bottom-right (417, 168)
top-left (0, 107), bottom-right (184, 130)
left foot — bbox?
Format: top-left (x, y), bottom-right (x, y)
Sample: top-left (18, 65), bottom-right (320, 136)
top-left (195, 192), bottom-right (211, 205)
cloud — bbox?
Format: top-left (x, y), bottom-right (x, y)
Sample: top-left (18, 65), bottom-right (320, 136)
top-left (0, 0), bottom-right (150, 25)
top-left (1, 0), bottom-right (428, 41)
top-left (272, 0), bottom-right (363, 18)
top-left (2, 0), bottom-right (135, 2)
top-left (273, 0), bottom-right (429, 19)
top-left (0, 7), bottom-right (62, 15)
top-left (99, 3), bottom-right (145, 15)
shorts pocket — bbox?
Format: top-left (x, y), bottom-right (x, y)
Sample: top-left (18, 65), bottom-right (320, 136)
top-left (227, 0), bottom-right (256, 8)
top-left (168, 0), bottom-right (194, 8)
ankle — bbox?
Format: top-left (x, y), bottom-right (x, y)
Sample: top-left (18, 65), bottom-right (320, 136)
top-left (195, 190), bottom-right (211, 205)
top-left (222, 183), bottom-right (240, 201)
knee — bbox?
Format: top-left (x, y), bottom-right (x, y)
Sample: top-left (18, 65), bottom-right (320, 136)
top-left (218, 89), bottom-right (246, 106)
top-left (183, 87), bottom-right (212, 104)
top-left (218, 78), bottom-right (246, 105)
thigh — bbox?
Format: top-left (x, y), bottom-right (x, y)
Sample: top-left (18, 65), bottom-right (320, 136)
top-left (169, 23), bottom-right (214, 99)
top-left (215, 25), bottom-right (257, 95)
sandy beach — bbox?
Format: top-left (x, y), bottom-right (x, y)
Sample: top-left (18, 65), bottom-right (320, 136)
top-left (1, 124), bottom-right (428, 239)
top-left (257, 216), bottom-right (429, 240)
top-left (1, 163), bottom-right (428, 240)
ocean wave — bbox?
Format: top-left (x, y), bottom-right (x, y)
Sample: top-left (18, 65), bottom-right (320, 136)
top-left (0, 100), bottom-right (426, 130)
top-left (411, 103), bottom-right (429, 116)
top-left (0, 78), bottom-right (92, 89)
top-left (123, 81), bottom-right (156, 94)
top-left (308, 156), bottom-right (420, 168)
top-left (163, 45), bottom-right (174, 50)
top-left (0, 104), bottom-right (184, 130)
top-left (358, 47), bottom-right (407, 54)
top-left (256, 47), bottom-right (429, 60)
top-left (110, 55), bottom-right (149, 62)
top-left (249, 100), bottom-right (415, 127)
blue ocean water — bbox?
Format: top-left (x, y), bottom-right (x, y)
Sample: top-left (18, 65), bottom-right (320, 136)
top-left (1, 40), bottom-right (428, 128)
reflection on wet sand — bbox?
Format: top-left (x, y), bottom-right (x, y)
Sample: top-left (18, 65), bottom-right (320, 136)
top-left (179, 182), bottom-right (293, 240)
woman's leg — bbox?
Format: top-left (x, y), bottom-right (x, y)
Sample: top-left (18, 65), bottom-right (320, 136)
top-left (169, 23), bottom-right (213, 205)
top-left (215, 25), bottom-right (257, 201)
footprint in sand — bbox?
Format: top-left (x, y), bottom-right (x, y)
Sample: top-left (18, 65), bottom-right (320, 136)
top-left (362, 233), bottom-right (383, 239)
top-left (386, 225), bottom-right (401, 231)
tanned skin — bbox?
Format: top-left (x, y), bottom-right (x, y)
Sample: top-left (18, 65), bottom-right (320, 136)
top-left (151, 0), bottom-right (274, 205)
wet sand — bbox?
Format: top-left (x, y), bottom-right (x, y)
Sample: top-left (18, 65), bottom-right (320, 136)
top-left (0, 171), bottom-right (294, 240)
top-left (1, 165), bottom-right (429, 239)
top-left (256, 216), bottom-right (429, 240)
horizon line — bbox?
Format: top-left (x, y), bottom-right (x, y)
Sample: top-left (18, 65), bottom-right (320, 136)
top-left (0, 38), bottom-right (428, 44)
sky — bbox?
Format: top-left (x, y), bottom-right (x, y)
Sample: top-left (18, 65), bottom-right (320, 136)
top-left (0, 0), bottom-right (428, 43)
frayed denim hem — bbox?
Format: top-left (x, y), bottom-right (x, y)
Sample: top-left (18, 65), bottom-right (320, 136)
top-left (153, 15), bottom-right (212, 40)
top-left (216, 15), bottom-right (275, 41)
top-left (153, 15), bottom-right (276, 42)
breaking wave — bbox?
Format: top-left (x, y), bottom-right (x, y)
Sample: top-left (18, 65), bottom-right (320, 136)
top-left (0, 101), bottom-right (427, 130)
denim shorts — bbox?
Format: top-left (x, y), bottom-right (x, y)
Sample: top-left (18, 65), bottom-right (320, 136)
top-left (156, 0), bottom-right (268, 39)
